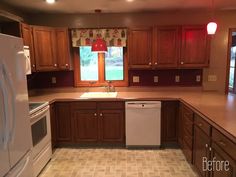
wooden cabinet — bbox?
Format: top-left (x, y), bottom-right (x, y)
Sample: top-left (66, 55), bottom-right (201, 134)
top-left (21, 23), bottom-right (36, 72)
top-left (153, 26), bottom-right (179, 68)
top-left (161, 101), bottom-right (179, 144)
top-left (128, 28), bottom-right (153, 69)
top-left (193, 120), bottom-right (211, 177)
top-left (55, 28), bottom-right (71, 70)
top-left (180, 26), bottom-right (210, 68)
top-left (55, 102), bottom-right (72, 143)
top-left (33, 26), bottom-right (57, 71)
top-left (70, 101), bottom-right (125, 144)
top-left (50, 103), bottom-right (56, 149)
top-left (32, 26), bottom-right (71, 71)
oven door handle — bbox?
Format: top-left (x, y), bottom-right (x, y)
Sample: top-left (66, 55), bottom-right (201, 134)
top-left (30, 106), bottom-right (50, 123)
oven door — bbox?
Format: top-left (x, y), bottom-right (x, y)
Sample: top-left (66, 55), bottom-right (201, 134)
top-left (30, 105), bottom-right (51, 159)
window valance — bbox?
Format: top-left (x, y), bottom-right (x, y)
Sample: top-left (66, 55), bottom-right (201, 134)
top-left (71, 28), bottom-right (127, 47)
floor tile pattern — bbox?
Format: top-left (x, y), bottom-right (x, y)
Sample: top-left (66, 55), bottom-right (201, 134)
top-left (39, 148), bottom-right (198, 177)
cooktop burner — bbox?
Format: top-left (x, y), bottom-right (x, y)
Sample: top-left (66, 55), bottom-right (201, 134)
top-left (29, 102), bottom-right (48, 115)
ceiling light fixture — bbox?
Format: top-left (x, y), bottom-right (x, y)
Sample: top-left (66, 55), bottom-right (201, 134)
top-left (126, 0), bottom-right (134, 2)
top-left (91, 9), bottom-right (108, 53)
top-left (45, 0), bottom-right (56, 4)
top-left (207, 0), bottom-right (217, 35)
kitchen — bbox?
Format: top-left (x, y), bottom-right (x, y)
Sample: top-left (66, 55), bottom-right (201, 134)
top-left (0, 0), bottom-right (236, 177)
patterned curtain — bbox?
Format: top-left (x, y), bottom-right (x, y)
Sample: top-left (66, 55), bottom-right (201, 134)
top-left (71, 28), bottom-right (127, 47)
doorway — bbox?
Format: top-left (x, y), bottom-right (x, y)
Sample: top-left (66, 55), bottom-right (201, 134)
top-left (226, 29), bottom-right (236, 94)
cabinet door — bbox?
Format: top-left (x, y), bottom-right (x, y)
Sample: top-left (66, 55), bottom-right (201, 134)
top-left (55, 28), bottom-right (71, 70)
top-left (161, 101), bottom-right (179, 144)
top-left (180, 26), bottom-right (210, 68)
top-left (50, 104), bottom-right (56, 149)
top-left (178, 103), bottom-right (183, 147)
top-left (98, 109), bottom-right (124, 143)
top-left (193, 126), bottom-right (211, 177)
top-left (55, 102), bottom-right (72, 143)
top-left (153, 26), bottom-right (179, 68)
top-left (211, 142), bottom-right (236, 177)
top-left (21, 23), bottom-right (36, 72)
top-left (72, 109), bottom-right (98, 142)
top-left (33, 26), bottom-right (57, 71)
top-left (128, 28), bottom-right (152, 69)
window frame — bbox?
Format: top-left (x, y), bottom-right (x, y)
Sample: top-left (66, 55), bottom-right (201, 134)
top-left (73, 47), bottom-right (128, 87)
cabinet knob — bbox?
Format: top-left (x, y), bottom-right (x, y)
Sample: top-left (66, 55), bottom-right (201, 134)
top-left (209, 147), bottom-right (212, 151)
top-left (65, 64), bottom-right (69, 67)
top-left (94, 113), bottom-right (97, 116)
top-left (54, 64), bottom-right (57, 67)
top-left (205, 144), bottom-right (208, 148)
top-left (219, 140), bottom-right (226, 147)
top-left (198, 123), bottom-right (203, 127)
top-left (149, 62), bottom-right (152, 65)
top-left (100, 113), bottom-right (103, 117)
top-left (154, 62), bottom-right (157, 65)
top-left (32, 64), bottom-right (35, 68)
top-left (180, 61), bottom-right (184, 65)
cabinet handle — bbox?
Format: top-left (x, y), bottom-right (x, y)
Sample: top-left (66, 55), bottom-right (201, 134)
top-left (219, 140), bottom-right (226, 147)
top-left (154, 62), bottom-right (157, 65)
top-left (205, 144), bottom-right (208, 148)
top-left (94, 113), bottom-right (97, 116)
top-left (65, 64), bottom-right (69, 67)
top-left (198, 123), bottom-right (203, 127)
top-left (54, 64), bottom-right (57, 67)
top-left (209, 147), bottom-right (212, 151)
top-left (32, 64), bottom-right (35, 68)
top-left (100, 113), bottom-right (103, 117)
top-left (149, 62), bottom-right (152, 65)
top-left (180, 61), bottom-right (184, 65)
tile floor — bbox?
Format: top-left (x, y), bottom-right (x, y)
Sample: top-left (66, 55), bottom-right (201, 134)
top-left (39, 148), bottom-right (199, 177)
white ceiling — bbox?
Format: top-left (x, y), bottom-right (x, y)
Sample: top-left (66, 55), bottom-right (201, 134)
top-left (2, 0), bottom-right (236, 13)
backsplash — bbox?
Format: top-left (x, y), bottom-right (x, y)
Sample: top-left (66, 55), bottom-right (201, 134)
top-left (27, 71), bottom-right (74, 90)
top-left (129, 69), bottom-right (202, 86)
top-left (27, 69), bottom-right (202, 89)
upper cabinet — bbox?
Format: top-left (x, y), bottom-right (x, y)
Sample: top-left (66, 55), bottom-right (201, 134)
top-left (128, 25), bottom-right (210, 69)
top-left (128, 28), bottom-right (153, 69)
top-left (180, 25), bottom-right (210, 68)
top-left (20, 24), bottom-right (71, 72)
top-left (153, 26), bottom-right (180, 68)
top-left (21, 23), bottom-right (36, 72)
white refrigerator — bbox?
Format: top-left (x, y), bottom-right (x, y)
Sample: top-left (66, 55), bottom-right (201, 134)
top-left (0, 34), bottom-right (33, 177)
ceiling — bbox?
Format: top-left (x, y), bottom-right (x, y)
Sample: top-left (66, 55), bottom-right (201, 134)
top-left (2, 0), bottom-right (236, 14)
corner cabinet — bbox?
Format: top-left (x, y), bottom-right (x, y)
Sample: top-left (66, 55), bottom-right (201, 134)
top-left (180, 26), bottom-right (210, 68)
top-left (128, 28), bottom-right (153, 69)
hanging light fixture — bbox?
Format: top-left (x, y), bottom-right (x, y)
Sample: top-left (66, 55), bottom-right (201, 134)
top-left (91, 9), bottom-right (108, 53)
top-left (207, 0), bottom-right (217, 35)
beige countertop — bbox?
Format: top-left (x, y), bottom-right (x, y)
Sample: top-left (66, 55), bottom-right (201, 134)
top-left (29, 87), bottom-right (236, 143)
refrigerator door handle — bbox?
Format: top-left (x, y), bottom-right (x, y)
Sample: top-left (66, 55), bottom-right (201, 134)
top-left (2, 63), bottom-right (16, 144)
top-left (0, 65), bottom-right (10, 149)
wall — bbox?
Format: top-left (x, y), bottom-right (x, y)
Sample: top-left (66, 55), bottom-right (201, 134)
top-left (26, 10), bottom-right (236, 93)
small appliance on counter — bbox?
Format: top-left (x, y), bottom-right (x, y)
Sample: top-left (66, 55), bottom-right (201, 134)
top-left (29, 102), bottom-right (52, 177)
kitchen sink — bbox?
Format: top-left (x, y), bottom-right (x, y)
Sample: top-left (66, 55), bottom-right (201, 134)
top-left (80, 92), bottom-right (118, 98)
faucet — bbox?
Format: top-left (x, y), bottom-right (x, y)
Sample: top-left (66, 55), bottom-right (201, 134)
top-left (105, 81), bottom-right (115, 92)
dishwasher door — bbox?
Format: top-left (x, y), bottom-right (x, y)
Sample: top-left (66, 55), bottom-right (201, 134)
top-left (125, 101), bottom-right (161, 147)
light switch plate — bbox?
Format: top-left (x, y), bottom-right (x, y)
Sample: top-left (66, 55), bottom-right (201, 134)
top-left (208, 75), bottom-right (217, 82)
top-left (133, 76), bottom-right (140, 83)
top-left (175, 75), bottom-right (180, 82)
top-left (154, 76), bottom-right (159, 83)
top-left (196, 75), bottom-right (201, 82)
top-left (52, 77), bottom-right (56, 84)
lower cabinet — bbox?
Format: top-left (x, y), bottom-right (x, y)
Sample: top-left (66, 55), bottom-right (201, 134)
top-left (50, 103), bottom-right (56, 149)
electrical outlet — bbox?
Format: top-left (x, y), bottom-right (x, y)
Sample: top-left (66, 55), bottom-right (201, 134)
top-left (154, 76), bottom-right (159, 83)
top-left (208, 75), bottom-right (217, 82)
top-left (51, 77), bottom-right (56, 84)
top-left (196, 75), bottom-right (201, 82)
top-left (175, 75), bottom-right (180, 82)
top-left (133, 76), bottom-right (140, 83)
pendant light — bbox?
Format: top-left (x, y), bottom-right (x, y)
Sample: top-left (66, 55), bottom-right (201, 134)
top-left (91, 9), bottom-right (108, 53)
top-left (207, 0), bottom-right (217, 35)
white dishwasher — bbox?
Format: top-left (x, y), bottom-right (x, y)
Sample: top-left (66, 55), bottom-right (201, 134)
top-left (125, 101), bottom-right (161, 147)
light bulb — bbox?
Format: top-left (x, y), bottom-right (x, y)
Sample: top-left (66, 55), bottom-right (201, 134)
top-left (207, 22), bottom-right (217, 35)
top-left (46, 0), bottom-right (56, 4)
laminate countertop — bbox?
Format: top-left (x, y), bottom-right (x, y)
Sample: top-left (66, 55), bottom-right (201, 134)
top-left (29, 88), bottom-right (236, 143)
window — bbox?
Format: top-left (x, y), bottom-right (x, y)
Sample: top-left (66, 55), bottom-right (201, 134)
top-left (229, 46), bottom-right (236, 92)
top-left (74, 46), bottom-right (128, 87)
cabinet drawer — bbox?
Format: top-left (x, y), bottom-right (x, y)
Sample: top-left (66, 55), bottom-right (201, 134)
top-left (212, 128), bottom-right (236, 160)
top-left (71, 101), bottom-right (97, 110)
top-left (194, 114), bottom-right (211, 136)
top-left (183, 105), bottom-right (194, 122)
top-left (97, 101), bottom-right (124, 109)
